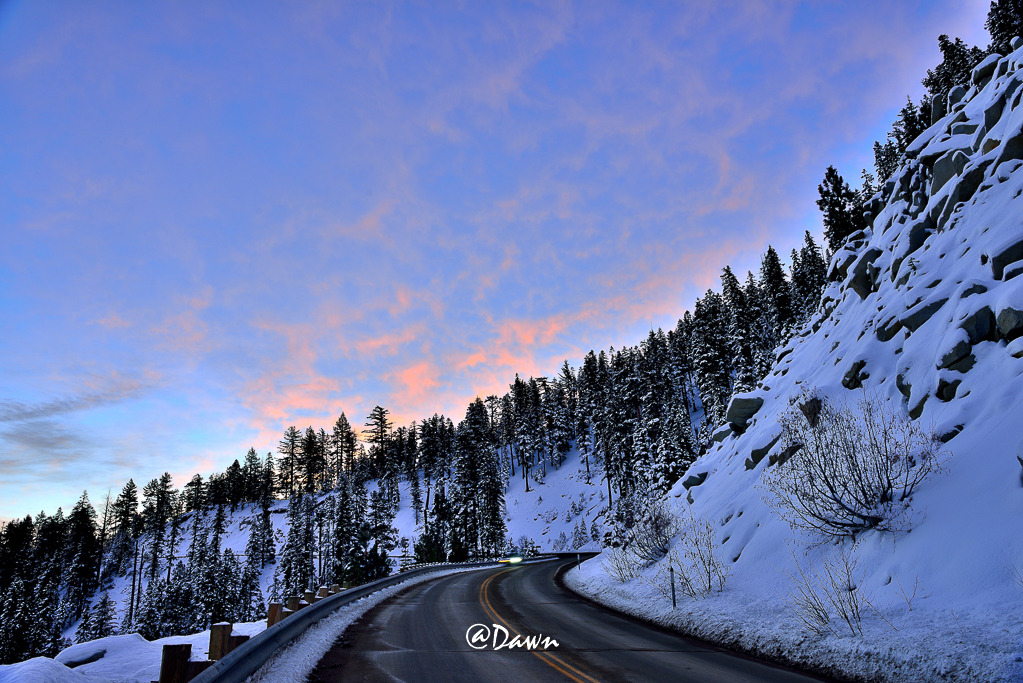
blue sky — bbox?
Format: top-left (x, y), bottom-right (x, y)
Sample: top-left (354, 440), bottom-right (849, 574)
top-left (0, 0), bottom-right (991, 520)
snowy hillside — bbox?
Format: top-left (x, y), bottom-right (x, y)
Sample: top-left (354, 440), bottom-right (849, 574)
top-left (568, 40), bottom-right (1023, 683)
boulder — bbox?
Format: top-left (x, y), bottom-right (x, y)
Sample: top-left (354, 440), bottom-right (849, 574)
top-left (937, 377), bottom-right (962, 402)
top-left (1008, 337), bottom-right (1023, 358)
top-left (725, 395), bottom-right (764, 427)
top-left (797, 396), bottom-right (823, 427)
top-left (984, 94), bottom-right (1005, 133)
top-left (909, 393), bottom-right (929, 420)
top-left (991, 236), bottom-right (1023, 279)
top-left (712, 424), bottom-right (734, 443)
top-left (841, 359), bottom-right (868, 389)
top-left (996, 120), bottom-right (1023, 171)
top-left (939, 424), bottom-right (964, 443)
top-left (938, 337), bottom-right (972, 369)
top-left (971, 53), bottom-right (1000, 87)
top-left (896, 373), bottom-right (912, 399)
top-left (996, 306), bottom-right (1023, 340)
top-left (828, 248), bottom-right (859, 282)
top-left (745, 433), bottom-right (782, 471)
top-left (948, 353), bottom-right (977, 373)
top-left (769, 443), bottom-right (801, 467)
top-left (682, 471), bottom-right (708, 490)
top-left (900, 297), bottom-right (949, 332)
top-left (932, 149), bottom-right (970, 195)
top-left (931, 92), bottom-right (947, 125)
top-left (959, 305), bottom-right (996, 343)
top-left (877, 316), bottom-right (904, 342)
top-left (960, 282), bottom-right (988, 298)
top-left (849, 248), bottom-right (883, 299)
top-left (947, 85), bottom-right (968, 109)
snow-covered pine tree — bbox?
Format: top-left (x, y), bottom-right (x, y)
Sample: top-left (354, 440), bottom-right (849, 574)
top-left (238, 563), bottom-right (266, 622)
top-left (721, 266), bottom-right (758, 393)
top-left (760, 245), bottom-right (796, 342)
top-left (791, 230), bottom-right (827, 323)
top-left (275, 493), bottom-right (315, 597)
top-left (77, 592), bottom-right (118, 644)
top-left (690, 290), bottom-right (732, 426)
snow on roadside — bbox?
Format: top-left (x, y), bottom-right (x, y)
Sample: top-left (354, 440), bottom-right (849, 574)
top-left (245, 566), bottom-right (488, 683)
top-left (564, 556), bottom-right (1023, 683)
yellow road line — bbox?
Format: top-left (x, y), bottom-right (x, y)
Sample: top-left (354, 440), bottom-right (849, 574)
top-left (477, 570), bottom-right (603, 683)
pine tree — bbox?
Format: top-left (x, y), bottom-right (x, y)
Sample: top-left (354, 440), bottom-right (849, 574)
top-left (816, 167), bottom-right (866, 254)
top-left (760, 246), bottom-right (796, 341)
top-left (987, 0), bottom-right (1023, 55)
top-left (183, 474), bottom-right (206, 513)
top-left (276, 494), bottom-right (315, 596)
top-left (790, 231), bottom-right (827, 323)
top-left (720, 266), bottom-right (757, 392)
top-left (332, 412), bottom-right (359, 482)
top-left (364, 406), bottom-right (393, 479)
top-left (65, 492), bottom-right (101, 620)
top-left (278, 426), bottom-right (303, 499)
top-left (922, 34), bottom-right (986, 100)
top-left (77, 592), bottom-right (118, 643)
top-left (690, 291), bottom-right (732, 425)
top-left (238, 564), bottom-right (266, 622)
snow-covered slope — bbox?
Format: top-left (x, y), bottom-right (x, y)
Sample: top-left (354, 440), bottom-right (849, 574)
top-left (569, 43), bottom-right (1023, 683)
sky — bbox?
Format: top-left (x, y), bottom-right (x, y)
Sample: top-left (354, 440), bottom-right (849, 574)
top-left (0, 0), bottom-right (992, 521)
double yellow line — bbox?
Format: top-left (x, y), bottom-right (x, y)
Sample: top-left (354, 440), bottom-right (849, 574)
top-left (477, 569), bottom-right (603, 683)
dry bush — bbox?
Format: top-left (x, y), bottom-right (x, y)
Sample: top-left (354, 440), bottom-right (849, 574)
top-left (602, 546), bottom-right (641, 583)
top-left (763, 390), bottom-right (947, 540)
top-left (648, 514), bottom-right (730, 601)
top-left (785, 546), bottom-right (866, 637)
top-left (627, 499), bottom-right (681, 564)
top-left (1010, 564), bottom-right (1023, 590)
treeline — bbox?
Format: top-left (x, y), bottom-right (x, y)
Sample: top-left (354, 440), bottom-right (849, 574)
top-left (0, 229), bottom-right (830, 664)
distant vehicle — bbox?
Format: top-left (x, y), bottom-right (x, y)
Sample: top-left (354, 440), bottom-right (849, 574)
top-left (498, 554), bottom-right (523, 564)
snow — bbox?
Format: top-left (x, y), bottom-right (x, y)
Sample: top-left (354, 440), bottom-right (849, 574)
top-left (563, 44), bottom-right (1023, 683)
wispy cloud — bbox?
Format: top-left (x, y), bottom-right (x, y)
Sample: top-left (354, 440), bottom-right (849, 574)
top-left (0, 380), bottom-right (147, 423)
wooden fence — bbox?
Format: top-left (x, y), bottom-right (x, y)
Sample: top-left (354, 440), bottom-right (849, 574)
top-left (155, 584), bottom-right (345, 683)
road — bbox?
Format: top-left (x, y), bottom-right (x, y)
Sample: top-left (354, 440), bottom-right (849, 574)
top-left (308, 558), bottom-right (830, 683)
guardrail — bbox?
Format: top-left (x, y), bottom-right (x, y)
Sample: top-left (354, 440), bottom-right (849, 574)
top-left (170, 560), bottom-right (497, 683)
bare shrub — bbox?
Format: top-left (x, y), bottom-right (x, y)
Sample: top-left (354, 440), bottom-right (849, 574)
top-left (649, 514), bottom-right (730, 600)
top-left (785, 546), bottom-right (866, 637)
top-left (627, 499), bottom-right (681, 564)
top-left (893, 573), bottom-right (925, 611)
top-left (602, 546), bottom-right (641, 583)
top-left (763, 390), bottom-right (947, 539)
top-left (1010, 564), bottom-right (1023, 590)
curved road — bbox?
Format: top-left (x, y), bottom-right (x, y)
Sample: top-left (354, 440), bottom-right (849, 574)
top-left (309, 558), bottom-right (829, 683)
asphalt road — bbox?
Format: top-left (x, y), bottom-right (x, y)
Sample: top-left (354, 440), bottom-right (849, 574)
top-left (310, 558), bottom-right (829, 683)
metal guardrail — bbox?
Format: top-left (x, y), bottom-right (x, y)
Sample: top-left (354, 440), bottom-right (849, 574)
top-left (189, 560), bottom-right (498, 683)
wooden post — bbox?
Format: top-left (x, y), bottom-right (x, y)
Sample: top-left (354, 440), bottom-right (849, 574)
top-left (267, 602), bottom-right (283, 627)
top-left (209, 623), bottom-right (233, 661)
top-left (185, 660), bottom-right (213, 679)
top-left (281, 607), bottom-right (294, 619)
top-left (227, 634), bottom-right (250, 654)
top-left (304, 589), bottom-right (316, 604)
top-left (159, 644), bottom-right (191, 683)
top-left (669, 566), bottom-right (677, 609)
top-left (330, 584), bottom-right (341, 594)
top-left (317, 586), bottom-right (329, 599)
top-left (285, 596), bottom-right (301, 611)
